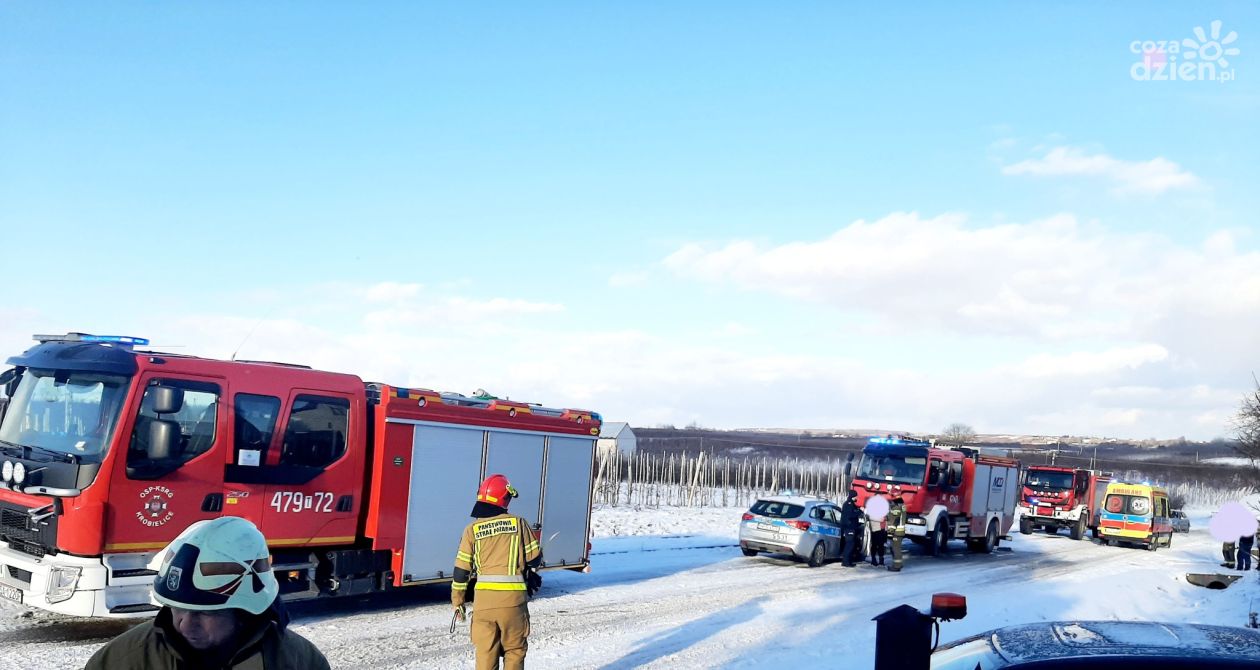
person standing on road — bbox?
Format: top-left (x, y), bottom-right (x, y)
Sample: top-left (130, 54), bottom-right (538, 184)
top-left (452, 474), bottom-right (542, 670)
top-left (1223, 541), bottom-right (1237, 568)
top-left (869, 509), bottom-right (888, 567)
top-left (887, 495), bottom-right (907, 572)
top-left (85, 517), bottom-right (331, 670)
top-left (839, 490), bottom-right (863, 567)
top-left (1238, 532), bottom-right (1255, 571)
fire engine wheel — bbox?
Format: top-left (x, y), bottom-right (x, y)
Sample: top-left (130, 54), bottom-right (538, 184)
top-left (1069, 516), bottom-right (1086, 541)
top-left (929, 519), bottom-right (949, 556)
top-left (741, 547), bottom-right (758, 557)
top-left (1019, 517), bottom-right (1033, 535)
top-left (982, 520), bottom-right (999, 553)
top-left (807, 541), bottom-right (826, 567)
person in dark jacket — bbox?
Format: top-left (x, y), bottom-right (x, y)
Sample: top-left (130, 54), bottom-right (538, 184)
top-left (1238, 532), bottom-right (1255, 571)
top-left (839, 490), bottom-right (863, 567)
top-left (86, 517), bottom-right (330, 670)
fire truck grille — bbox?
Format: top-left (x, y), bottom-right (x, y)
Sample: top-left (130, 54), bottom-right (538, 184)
top-left (6, 565), bottom-right (32, 584)
top-left (0, 501), bottom-right (57, 557)
top-left (1, 510), bottom-right (27, 530)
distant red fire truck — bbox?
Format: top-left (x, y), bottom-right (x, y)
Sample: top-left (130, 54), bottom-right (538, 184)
top-left (0, 333), bottom-right (600, 617)
top-left (851, 437), bottom-right (1021, 555)
top-left (1018, 466), bottom-right (1111, 540)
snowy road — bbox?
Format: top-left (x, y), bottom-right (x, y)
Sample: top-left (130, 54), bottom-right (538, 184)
top-left (3, 508), bottom-right (1257, 669)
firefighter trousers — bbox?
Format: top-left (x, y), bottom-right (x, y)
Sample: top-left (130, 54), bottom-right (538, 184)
top-left (889, 534), bottom-right (904, 570)
top-left (471, 604), bottom-right (530, 670)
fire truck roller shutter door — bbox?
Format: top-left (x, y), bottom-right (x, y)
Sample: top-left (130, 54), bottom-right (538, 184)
top-left (540, 436), bottom-right (596, 567)
top-left (402, 425), bottom-right (484, 581)
top-left (485, 432), bottom-right (545, 528)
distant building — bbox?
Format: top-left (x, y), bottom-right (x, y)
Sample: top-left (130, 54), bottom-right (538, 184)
top-left (598, 422), bottom-right (637, 457)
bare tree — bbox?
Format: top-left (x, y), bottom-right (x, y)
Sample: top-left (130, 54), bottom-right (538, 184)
top-left (1233, 376), bottom-right (1260, 461)
top-left (941, 422), bottom-right (977, 446)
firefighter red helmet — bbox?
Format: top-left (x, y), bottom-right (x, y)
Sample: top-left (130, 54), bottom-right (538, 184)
top-left (477, 474), bottom-right (517, 508)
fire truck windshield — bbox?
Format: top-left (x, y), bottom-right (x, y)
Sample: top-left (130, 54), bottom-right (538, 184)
top-left (0, 368), bottom-right (130, 459)
top-left (856, 454), bottom-right (927, 485)
top-left (1025, 470), bottom-right (1074, 490)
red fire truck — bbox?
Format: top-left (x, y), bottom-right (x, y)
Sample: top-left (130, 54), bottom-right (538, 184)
top-left (851, 437), bottom-right (1021, 556)
top-left (0, 333), bottom-right (600, 617)
top-left (1017, 466), bottom-right (1111, 540)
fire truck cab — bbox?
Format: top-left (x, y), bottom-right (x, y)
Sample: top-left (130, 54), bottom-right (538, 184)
top-left (1018, 466), bottom-right (1111, 540)
top-left (0, 333), bottom-right (600, 617)
top-left (852, 436), bottom-right (1021, 556)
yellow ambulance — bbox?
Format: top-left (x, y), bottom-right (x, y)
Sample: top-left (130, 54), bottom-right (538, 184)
top-left (1097, 482), bottom-right (1173, 550)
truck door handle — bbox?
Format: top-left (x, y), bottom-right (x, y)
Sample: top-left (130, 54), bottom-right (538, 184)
top-left (336, 495), bottom-right (353, 512)
top-left (202, 494), bottom-right (223, 512)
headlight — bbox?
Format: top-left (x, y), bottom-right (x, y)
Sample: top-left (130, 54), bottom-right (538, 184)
top-left (45, 566), bottom-right (82, 604)
top-left (907, 517), bottom-right (927, 525)
top-left (1, 460), bottom-right (11, 482)
top-left (12, 462), bottom-right (25, 485)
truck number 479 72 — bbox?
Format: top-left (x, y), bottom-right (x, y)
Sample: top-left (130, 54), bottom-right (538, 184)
top-left (271, 491), bottom-right (334, 513)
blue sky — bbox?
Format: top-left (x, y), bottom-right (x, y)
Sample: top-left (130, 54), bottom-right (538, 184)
top-left (2, 3), bottom-right (1257, 439)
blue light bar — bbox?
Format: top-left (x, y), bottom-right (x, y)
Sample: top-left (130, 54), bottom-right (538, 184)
top-left (34, 333), bottom-right (150, 347)
top-left (867, 436), bottom-right (932, 447)
top-left (81, 334), bottom-right (149, 346)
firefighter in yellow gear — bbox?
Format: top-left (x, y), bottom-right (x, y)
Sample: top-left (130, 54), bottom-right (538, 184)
top-left (887, 495), bottom-right (907, 572)
top-left (452, 474), bottom-right (542, 670)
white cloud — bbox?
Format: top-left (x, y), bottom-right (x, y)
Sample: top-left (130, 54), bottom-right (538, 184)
top-left (1010, 345), bottom-right (1169, 378)
top-left (662, 213), bottom-right (1260, 345)
top-left (363, 282), bottom-right (423, 302)
top-left (1001, 146), bottom-right (1200, 195)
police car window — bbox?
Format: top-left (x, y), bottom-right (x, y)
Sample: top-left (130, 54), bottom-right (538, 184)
top-left (750, 501), bottom-right (805, 519)
top-left (234, 394), bottom-right (280, 467)
top-left (127, 380), bottom-right (220, 472)
top-left (279, 395), bottom-right (349, 469)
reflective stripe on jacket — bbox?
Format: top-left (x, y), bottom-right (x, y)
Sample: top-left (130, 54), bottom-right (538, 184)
top-left (452, 513), bottom-right (542, 610)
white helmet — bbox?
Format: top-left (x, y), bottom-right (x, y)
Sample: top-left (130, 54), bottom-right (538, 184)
top-left (150, 516), bottom-right (278, 615)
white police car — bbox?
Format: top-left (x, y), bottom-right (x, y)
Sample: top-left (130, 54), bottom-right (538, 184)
top-left (738, 496), bottom-right (850, 567)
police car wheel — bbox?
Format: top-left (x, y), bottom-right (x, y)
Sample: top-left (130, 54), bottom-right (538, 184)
top-left (807, 542), bottom-right (826, 567)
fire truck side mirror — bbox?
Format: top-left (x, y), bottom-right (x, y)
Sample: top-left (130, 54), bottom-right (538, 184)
top-left (148, 419), bottom-right (180, 460)
top-left (927, 461), bottom-right (943, 487)
top-left (150, 386), bottom-right (184, 415)
top-left (844, 453), bottom-right (854, 477)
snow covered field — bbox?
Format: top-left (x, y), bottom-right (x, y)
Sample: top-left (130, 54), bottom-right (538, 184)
top-left (3, 504), bottom-right (1258, 669)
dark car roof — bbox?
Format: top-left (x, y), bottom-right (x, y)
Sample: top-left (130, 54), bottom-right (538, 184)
top-left (939, 621), bottom-right (1260, 665)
